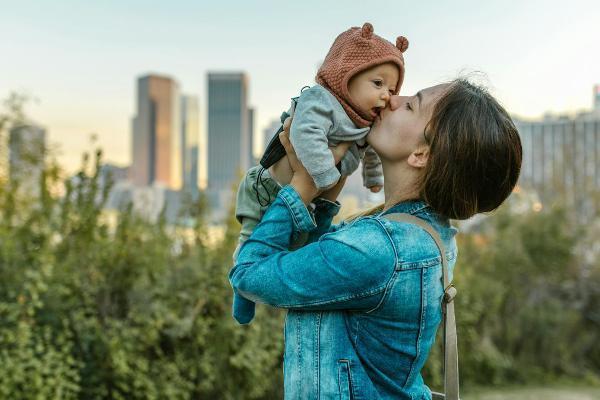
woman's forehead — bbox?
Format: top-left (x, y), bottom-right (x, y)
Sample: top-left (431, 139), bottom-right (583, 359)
top-left (421, 84), bottom-right (450, 108)
top-left (423, 83), bottom-right (449, 98)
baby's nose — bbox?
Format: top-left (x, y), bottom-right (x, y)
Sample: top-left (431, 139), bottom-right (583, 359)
top-left (389, 95), bottom-right (402, 111)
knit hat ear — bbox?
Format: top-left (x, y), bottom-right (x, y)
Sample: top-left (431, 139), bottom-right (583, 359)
top-left (361, 22), bottom-right (374, 39)
top-left (396, 36), bottom-right (409, 52)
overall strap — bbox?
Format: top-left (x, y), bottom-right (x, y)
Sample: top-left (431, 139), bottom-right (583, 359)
top-left (382, 212), bottom-right (459, 400)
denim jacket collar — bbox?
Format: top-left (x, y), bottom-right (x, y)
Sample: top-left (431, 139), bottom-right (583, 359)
top-left (378, 199), bottom-right (431, 218)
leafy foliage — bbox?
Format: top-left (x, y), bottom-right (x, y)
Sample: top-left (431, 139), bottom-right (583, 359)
top-left (424, 207), bottom-right (600, 390)
top-left (0, 95), bottom-right (598, 398)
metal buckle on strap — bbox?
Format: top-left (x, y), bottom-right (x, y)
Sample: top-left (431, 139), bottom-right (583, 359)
top-left (443, 284), bottom-right (457, 303)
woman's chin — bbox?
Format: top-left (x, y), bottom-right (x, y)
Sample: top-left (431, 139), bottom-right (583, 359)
top-left (370, 115), bottom-right (381, 131)
top-left (365, 130), bottom-right (376, 148)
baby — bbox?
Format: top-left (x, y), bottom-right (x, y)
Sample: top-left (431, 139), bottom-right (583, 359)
top-left (232, 23), bottom-right (408, 324)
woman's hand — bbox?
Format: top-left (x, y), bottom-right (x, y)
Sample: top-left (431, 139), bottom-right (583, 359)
top-left (319, 176), bottom-right (347, 202)
top-left (278, 118), bottom-right (352, 205)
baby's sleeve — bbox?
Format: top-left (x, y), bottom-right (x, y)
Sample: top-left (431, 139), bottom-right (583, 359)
top-left (289, 88), bottom-right (340, 190)
top-left (362, 146), bottom-right (384, 188)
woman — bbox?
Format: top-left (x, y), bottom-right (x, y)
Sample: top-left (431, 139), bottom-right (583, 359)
top-left (229, 79), bottom-right (522, 399)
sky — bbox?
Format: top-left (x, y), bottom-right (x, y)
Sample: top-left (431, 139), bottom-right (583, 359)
top-left (1, 0), bottom-right (599, 173)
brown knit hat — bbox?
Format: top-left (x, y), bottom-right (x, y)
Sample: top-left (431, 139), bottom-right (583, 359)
top-left (316, 22), bottom-right (408, 127)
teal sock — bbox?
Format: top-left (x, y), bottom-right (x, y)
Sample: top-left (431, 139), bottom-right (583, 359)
top-left (233, 293), bottom-right (256, 324)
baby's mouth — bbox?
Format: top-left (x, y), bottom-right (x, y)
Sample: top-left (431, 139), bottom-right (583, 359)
top-left (370, 107), bottom-right (382, 119)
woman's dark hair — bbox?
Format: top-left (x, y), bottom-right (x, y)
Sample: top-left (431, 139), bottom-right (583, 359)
top-left (419, 79), bottom-right (522, 220)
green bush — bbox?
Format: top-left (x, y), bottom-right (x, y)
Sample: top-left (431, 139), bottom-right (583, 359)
top-left (426, 207), bottom-right (600, 389)
top-left (1, 94), bottom-right (598, 398)
top-left (0, 148), bottom-right (287, 399)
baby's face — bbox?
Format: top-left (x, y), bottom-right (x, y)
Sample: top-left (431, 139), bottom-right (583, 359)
top-left (347, 63), bottom-right (400, 121)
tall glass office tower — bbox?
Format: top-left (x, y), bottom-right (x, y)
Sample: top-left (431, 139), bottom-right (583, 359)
top-left (514, 89), bottom-right (600, 221)
top-left (131, 74), bottom-right (181, 189)
top-left (9, 124), bottom-right (46, 198)
top-left (248, 107), bottom-right (255, 165)
top-left (207, 72), bottom-right (251, 194)
top-left (181, 95), bottom-right (200, 194)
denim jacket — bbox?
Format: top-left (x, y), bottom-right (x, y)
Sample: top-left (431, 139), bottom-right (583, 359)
top-left (229, 185), bottom-right (458, 399)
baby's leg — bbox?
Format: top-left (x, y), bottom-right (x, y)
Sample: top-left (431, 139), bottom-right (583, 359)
top-left (232, 165), bottom-right (281, 324)
top-left (233, 167), bottom-right (263, 324)
top-left (269, 151), bottom-right (340, 190)
top-left (268, 155), bottom-right (293, 186)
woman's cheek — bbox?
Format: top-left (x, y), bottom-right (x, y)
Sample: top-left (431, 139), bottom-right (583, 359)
top-left (366, 125), bottom-right (381, 146)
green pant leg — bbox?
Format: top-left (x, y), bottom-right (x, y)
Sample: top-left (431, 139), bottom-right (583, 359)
top-left (234, 165), bottom-right (282, 251)
top-left (232, 166), bottom-right (281, 324)
top-left (234, 165), bottom-right (311, 256)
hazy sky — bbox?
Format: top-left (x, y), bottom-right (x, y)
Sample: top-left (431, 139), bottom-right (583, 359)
top-left (2, 0), bottom-right (599, 173)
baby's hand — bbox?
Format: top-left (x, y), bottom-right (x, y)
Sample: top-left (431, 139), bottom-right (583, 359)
top-left (369, 185), bottom-right (382, 193)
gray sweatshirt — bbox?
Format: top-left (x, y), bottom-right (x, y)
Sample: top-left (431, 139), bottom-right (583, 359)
top-left (289, 84), bottom-right (383, 190)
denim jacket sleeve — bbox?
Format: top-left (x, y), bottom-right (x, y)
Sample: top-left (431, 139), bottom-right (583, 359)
top-left (229, 185), bottom-right (397, 311)
top-left (304, 197), bottom-right (343, 244)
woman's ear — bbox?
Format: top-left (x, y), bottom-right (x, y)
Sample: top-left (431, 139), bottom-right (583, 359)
top-left (407, 145), bottom-right (429, 168)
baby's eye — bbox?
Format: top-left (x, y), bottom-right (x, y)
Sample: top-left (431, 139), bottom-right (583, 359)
top-left (405, 102), bottom-right (413, 111)
top-left (372, 80), bottom-right (383, 87)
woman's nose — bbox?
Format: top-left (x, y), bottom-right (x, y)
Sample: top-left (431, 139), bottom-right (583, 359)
top-left (381, 91), bottom-right (390, 102)
top-left (389, 95), bottom-right (403, 111)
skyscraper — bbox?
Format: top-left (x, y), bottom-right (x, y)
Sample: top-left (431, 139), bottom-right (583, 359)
top-left (262, 118), bottom-right (281, 153)
top-left (181, 95), bottom-right (200, 194)
top-left (131, 74), bottom-right (181, 189)
top-left (9, 124), bottom-right (46, 197)
top-left (514, 89), bottom-right (600, 221)
top-left (248, 108), bottom-right (255, 165)
top-left (207, 72), bottom-right (251, 194)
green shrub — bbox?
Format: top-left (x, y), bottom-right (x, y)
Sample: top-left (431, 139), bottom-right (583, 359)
top-left (1, 93), bottom-right (598, 398)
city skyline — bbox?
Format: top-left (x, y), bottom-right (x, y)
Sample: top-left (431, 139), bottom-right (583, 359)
top-left (131, 75), bottom-right (182, 189)
top-left (2, 1), bottom-right (600, 173)
top-left (206, 72), bottom-right (251, 219)
top-left (181, 94), bottom-right (201, 192)
top-left (514, 100), bottom-right (600, 221)
top-left (8, 124), bottom-right (46, 199)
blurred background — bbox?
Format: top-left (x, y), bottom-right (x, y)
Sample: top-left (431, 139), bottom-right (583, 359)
top-left (1, 1), bottom-right (599, 399)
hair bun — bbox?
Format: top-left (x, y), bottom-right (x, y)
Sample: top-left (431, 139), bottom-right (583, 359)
top-left (396, 36), bottom-right (409, 52)
top-left (361, 22), bottom-right (374, 39)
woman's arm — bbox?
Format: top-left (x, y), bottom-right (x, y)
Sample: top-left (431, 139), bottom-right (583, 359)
top-left (305, 196), bottom-right (341, 244)
top-left (229, 185), bottom-right (396, 311)
top-left (279, 116), bottom-right (352, 242)
top-left (303, 176), bottom-right (348, 243)
top-left (229, 129), bottom-right (390, 311)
